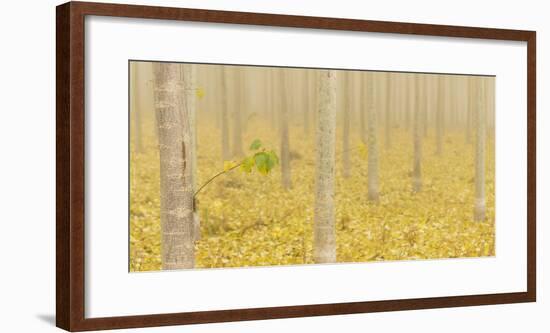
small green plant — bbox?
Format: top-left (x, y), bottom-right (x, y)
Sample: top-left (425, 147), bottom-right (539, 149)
top-left (194, 139), bottom-right (279, 199)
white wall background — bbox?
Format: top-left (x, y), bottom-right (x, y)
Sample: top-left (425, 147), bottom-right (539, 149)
top-left (0, 0), bottom-right (546, 332)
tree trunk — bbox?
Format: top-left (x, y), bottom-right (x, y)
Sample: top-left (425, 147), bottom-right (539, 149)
top-left (423, 79), bottom-right (429, 138)
top-left (359, 73), bottom-right (367, 144)
top-left (385, 73), bottom-right (392, 149)
top-left (266, 69), bottom-right (274, 129)
top-left (405, 75), bottom-right (411, 131)
top-left (153, 63), bottom-right (194, 270)
top-left (466, 78), bottom-right (473, 144)
top-left (270, 68), bottom-right (278, 132)
top-left (232, 67), bottom-right (244, 157)
top-left (131, 62), bottom-right (144, 153)
top-left (313, 69), bottom-right (337, 264)
top-left (342, 72), bottom-right (351, 178)
top-left (220, 66), bottom-right (231, 162)
top-left (366, 73), bottom-right (379, 202)
top-left (412, 75), bottom-right (422, 193)
top-left (474, 78), bottom-right (486, 221)
top-left (279, 69), bottom-right (292, 190)
top-left (303, 71), bottom-right (311, 136)
top-left (435, 75), bottom-right (444, 156)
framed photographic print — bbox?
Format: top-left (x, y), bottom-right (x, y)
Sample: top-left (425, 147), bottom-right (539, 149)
top-left (56, 1), bottom-right (536, 331)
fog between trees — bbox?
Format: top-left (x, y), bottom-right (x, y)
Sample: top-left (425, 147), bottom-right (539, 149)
top-left (130, 61), bottom-right (495, 271)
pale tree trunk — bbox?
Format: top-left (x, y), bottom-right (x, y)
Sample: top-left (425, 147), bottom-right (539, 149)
top-left (242, 68), bottom-right (250, 140)
top-left (448, 77), bottom-right (456, 132)
top-left (181, 64), bottom-right (201, 241)
top-left (153, 63), bottom-right (194, 270)
top-left (279, 69), bottom-right (292, 190)
top-left (270, 68), bottom-right (277, 131)
top-left (232, 67), bottom-right (244, 157)
top-left (148, 63), bottom-right (160, 141)
top-left (405, 75), bottom-right (411, 131)
top-left (385, 73), bottom-right (392, 149)
top-left (220, 66), bottom-right (231, 162)
top-left (266, 69), bottom-right (274, 129)
top-left (312, 71), bottom-right (319, 136)
top-left (435, 75), bottom-right (445, 156)
top-left (466, 78), bottom-right (473, 144)
top-left (313, 69), bottom-right (337, 264)
top-left (423, 79), bottom-right (429, 138)
top-left (402, 74), bottom-right (409, 130)
top-left (487, 78), bottom-right (496, 139)
top-left (131, 62), bottom-right (144, 153)
top-left (366, 73), bottom-right (379, 202)
top-left (412, 75), bottom-right (422, 192)
top-left (474, 78), bottom-right (486, 221)
top-left (303, 71), bottom-right (311, 136)
top-left (359, 73), bottom-right (367, 144)
top-left (342, 72), bottom-right (351, 178)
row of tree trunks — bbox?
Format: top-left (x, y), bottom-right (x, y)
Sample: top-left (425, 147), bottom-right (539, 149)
top-left (145, 62), bottom-right (490, 268)
top-left (181, 67), bottom-right (492, 165)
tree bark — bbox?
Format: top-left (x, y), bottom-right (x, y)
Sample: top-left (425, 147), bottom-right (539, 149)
top-left (270, 68), bottom-right (278, 132)
top-left (466, 78), bottom-right (473, 144)
top-left (313, 69), bottom-right (337, 264)
top-left (385, 73), bottom-right (392, 149)
top-left (279, 69), bottom-right (292, 190)
top-left (153, 63), bottom-right (195, 270)
top-left (412, 75), bottom-right (423, 193)
top-left (366, 73), bottom-right (379, 201)
top-left (232, 67), bottom-right (244, 157)
top-left (303, 71), bottom-right (311, 136)
top-left (405, 75), bottom-right (411, 131)
top-left (342, 72), bottom-right (351, 178)
top-left (359, 73), bottom-right (367, 144)
top-left (435, 75), bottom-right (445, 156)
top-left (423, 78), bottom-right (429, 138)
top-left (474, 78), bottom-right (486, 221)
top-left (220, 66), bottom-right (231, 162)
top-left (241, 68), bottom-right (250, 133)
top-left (266, 69), bottom-right (274, 129)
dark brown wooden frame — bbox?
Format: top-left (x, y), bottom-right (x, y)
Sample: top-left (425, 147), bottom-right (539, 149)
top-left (56, 1), bottom-right (536, 331)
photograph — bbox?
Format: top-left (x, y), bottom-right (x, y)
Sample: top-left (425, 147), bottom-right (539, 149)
top-left (129, 61), bottom-right (495, 272)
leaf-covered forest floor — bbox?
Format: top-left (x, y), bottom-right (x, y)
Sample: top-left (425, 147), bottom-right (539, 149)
top-left (130, 118), bottom-right (495, 272)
